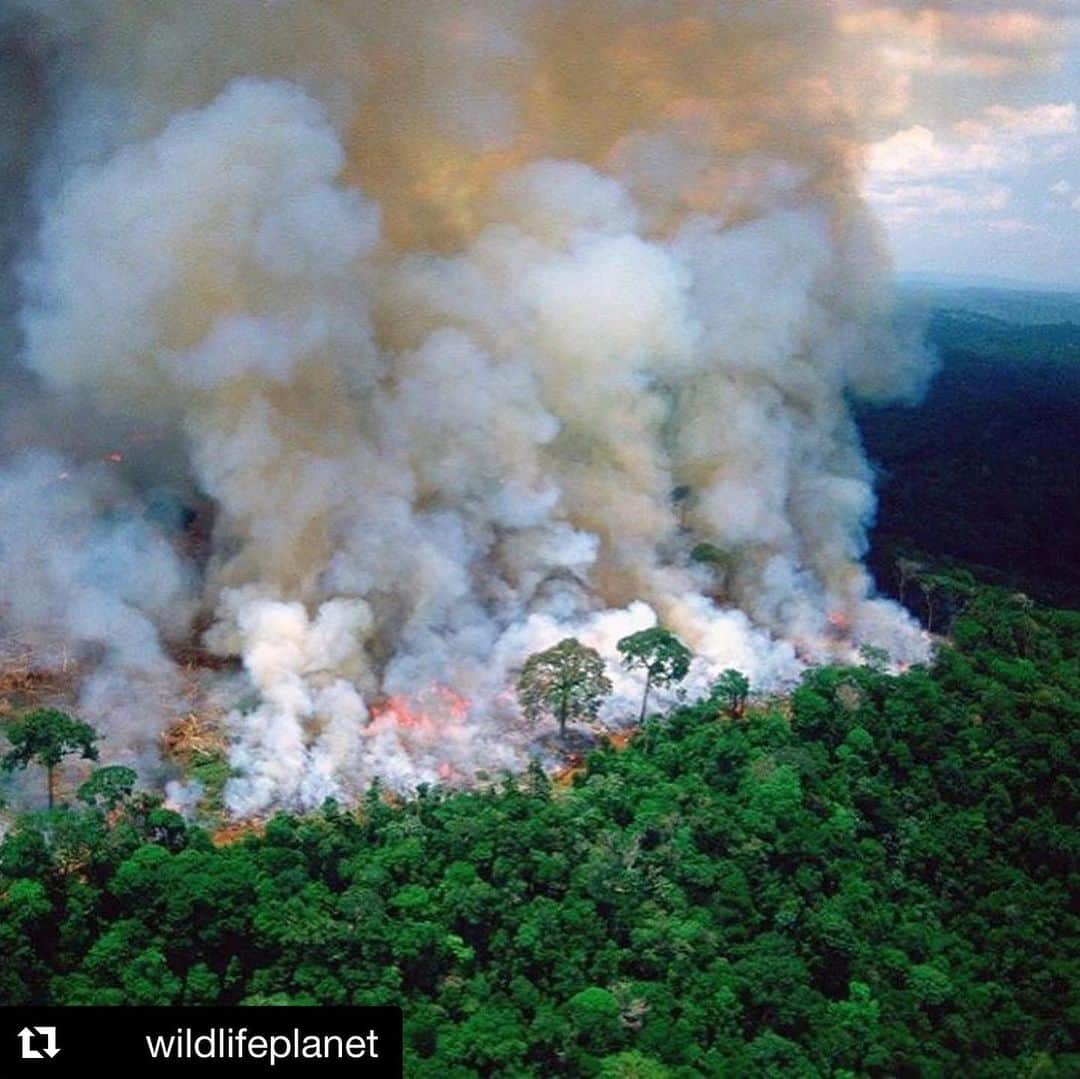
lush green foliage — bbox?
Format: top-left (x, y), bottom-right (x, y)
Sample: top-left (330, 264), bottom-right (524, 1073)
top-left (517, 638), bottom-right (613, 739)
top-left (1, 708), bottom-right (99, 808)
top-left (1, 586), bottom-right (1076, 1075)
top-left (617, 628), bottom-right (691, 721)
top-left (77, 765), bottom-right (137, 811)
top-left (710, 670), bottom-right (751, 720)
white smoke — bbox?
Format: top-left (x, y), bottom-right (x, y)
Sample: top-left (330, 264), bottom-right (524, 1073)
top-left (0, 450), bottom-right (194, 778)
top-left (1, 1), bottom-right (936, 815)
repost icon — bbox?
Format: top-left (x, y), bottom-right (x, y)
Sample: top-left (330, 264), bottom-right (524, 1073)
top-left (18, 1026), bottom-right (60, 1060)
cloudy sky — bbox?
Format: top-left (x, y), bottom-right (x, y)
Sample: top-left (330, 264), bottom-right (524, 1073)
top-left (850, 1), bottom-right (1079, 287)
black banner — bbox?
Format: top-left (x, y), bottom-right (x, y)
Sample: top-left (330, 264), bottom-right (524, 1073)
top-left (0, 1007), bottom-right (402, 1076)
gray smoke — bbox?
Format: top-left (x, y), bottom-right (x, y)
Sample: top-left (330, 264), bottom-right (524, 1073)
top-left (0, 1), bottom-right (935, 815)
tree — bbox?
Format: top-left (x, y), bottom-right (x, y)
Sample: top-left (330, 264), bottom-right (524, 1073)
top-left (599, 1051), bottom-right (672, 1078)
top-left (517, 638), bottom-right (612, 739)
top-left (617, 627), bottom-right (692, 722)
top-left (711, 669), bottom-right (750, 719)
top-left (120, 947), bottom-right (182, 1005)
top-left (859, 644), bottom-right (890, 673)
top-left (565, 986), bottom-right (623, 1055)
top-left (2, 708), bottom-right (99, 808)
top-left (912, 568), bottom-right (975, 635)
top-left (78, 765), bottom-right (138, 811)
top-left (894, 556), bottom-right (925, 607)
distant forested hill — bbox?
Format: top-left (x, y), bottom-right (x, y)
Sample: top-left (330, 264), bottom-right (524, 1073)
top-left (898, 281), bottom-right (1080, 325)
top-left (860, 295), bottom-right (1080, 608)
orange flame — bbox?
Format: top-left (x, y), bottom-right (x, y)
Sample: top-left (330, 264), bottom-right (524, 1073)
top-left (371, 686), bottom-right (468, 730)
top-left (368, 686), bottom-right (472, 785)
top-left (370, 695), bottom-right (428, 730)
top-left (368, 685), bottom-right (471, 737)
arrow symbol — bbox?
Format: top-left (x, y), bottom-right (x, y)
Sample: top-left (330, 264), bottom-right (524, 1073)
top-left (17, 1026), bottom-right (59, 1060)
top-left (40, 1027), bottom-right (60, 1058)
top-left (18, 1027), bottom-right (42, 1059)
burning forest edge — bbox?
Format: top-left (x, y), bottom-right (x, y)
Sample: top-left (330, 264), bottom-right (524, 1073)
top-left (0, 573), bottom-right (1076, 1078)
top-left (0, 605), bottom-right (919, 827)
top-left (0, 0), bottom-right (946, 816)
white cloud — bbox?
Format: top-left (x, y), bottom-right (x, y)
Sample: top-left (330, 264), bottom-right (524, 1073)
top-left (867, 125), bottom-right (1004, 181)
top-left (869, 102), bottom-right (1077, 184)
top-left (866, 100), bottom-right (1078, 243)
top-left (958, 102), bottom-right (1078, 139)
top-left (847, 7), bottom-right (1080, 285)
top-left (864, 97), bottom-right (1075, 257)
top-left (870, 181), bottom-right (1011, 224)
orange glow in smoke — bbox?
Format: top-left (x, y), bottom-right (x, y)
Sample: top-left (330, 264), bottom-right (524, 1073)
top-left (370, 686), bottom-right (471, 732)
top-left (341, 8), bottom-right (849, 253)
top-left (368, 686), bottom-right (471, 784)
top-left (371, 695), bottom-right (427, 731)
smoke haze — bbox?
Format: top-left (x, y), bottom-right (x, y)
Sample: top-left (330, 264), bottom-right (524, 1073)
top-left (1, 1), bottom-right (935, 814)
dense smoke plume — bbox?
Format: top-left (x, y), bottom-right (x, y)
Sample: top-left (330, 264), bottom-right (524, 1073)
top-left (1, 1), bottom-right (934, 814)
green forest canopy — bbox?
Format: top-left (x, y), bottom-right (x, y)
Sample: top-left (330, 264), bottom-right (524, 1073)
top-left (1, 582), bottom-right (1077, 1076)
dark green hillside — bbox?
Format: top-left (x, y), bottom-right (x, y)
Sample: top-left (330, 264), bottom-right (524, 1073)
top-left (3, 585), bottom-right (1077, 1076)
top-left (860, 307), bottom-right (1080, 608)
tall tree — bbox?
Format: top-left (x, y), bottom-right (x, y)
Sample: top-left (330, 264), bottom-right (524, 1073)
top-left (616, 627), bottom-right (692, 722)
top-left (517, 638), bottom-right (612, 740)
top-left (1, 708), bottom-right (99, 808)
top-left (77, 765), bottom-right (138, 811)
top-left (894, 556), bottom-right (925, 607)
top-left (711, 669), bottom-right (750, 719)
